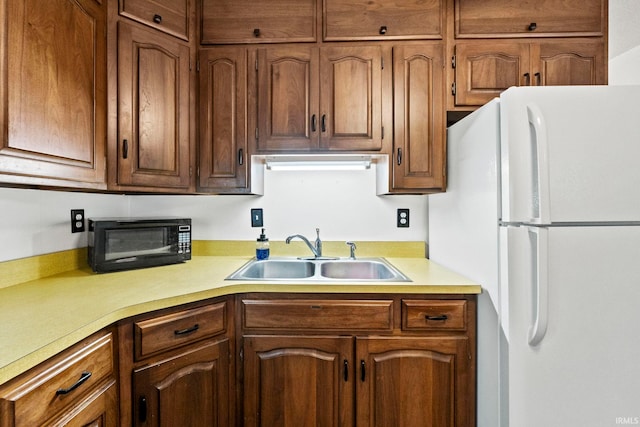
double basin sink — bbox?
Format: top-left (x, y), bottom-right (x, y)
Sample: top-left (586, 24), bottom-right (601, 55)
top-left (226, 257), bottom-right (411, 282)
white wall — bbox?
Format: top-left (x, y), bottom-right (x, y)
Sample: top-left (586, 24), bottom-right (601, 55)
top-left (0, 164), bottom-right (427, 262)
top-left (609, 0), bottom-right (640, 84)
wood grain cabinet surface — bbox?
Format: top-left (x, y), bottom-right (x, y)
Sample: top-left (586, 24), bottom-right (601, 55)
top-left (0, 0), bottom-right (107, 189)
top-left (452, 39), bottom-right (606, 107)
top-left (324, 0), bottom-right (445, 41)
top-left (240, 294), bottom-right (476, 427)
top-left (254, 45), bottom-right (388, 153)
top-left (200, 0), bottom-right (317, 44)
top-left (119, 0), bottom-right (190, 40)
top-left (117, 298), bottom-right (233, 427)
top-left (0, 331), bottom-right (118, 427)
top-left (115, 21), bottom-right (193, 192)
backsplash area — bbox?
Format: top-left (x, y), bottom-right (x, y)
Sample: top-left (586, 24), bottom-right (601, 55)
top-left (0, 166), bottom-right (427, 263)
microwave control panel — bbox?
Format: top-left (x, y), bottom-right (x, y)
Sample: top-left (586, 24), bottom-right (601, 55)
top-left (178, 225), bottom-right (191, 257)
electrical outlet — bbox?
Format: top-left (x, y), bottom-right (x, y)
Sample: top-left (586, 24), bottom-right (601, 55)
top-left (251, 208), bottom-right (264, 227)
top-left (71, 209), bottom-right (85, 233)
top-left (397, 208), bottom-right (410, 228)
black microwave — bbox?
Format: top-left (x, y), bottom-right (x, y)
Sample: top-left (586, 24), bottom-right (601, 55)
top-left (88, 217), bottom-right (191, 273)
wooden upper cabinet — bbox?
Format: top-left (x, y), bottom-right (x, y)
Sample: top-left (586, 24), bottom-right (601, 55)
top-left (453, 39), bottom-right (605, 107)
top-left (0, 0), bottom-right (107, 189)
top-left (255, 46), bottom-right (386, 152)
top-left (198, 48), bottom-right (249, 193)
top-left (119, 0), bottom-right (190, 40)
top-left (116, 22), bottom-right (192, 190)
top-left (324, 0), bottom-right (444, 41)
top-left (392, 44), bottom-right (445, 192)
top-left (320, 46), bottom-right (384, 151)
top-left (455, 0), bottom-right (606, 38)
top-left (200, 0), bottom-right (317, 44)
top-left (256, 47), bottom-right (320, 151)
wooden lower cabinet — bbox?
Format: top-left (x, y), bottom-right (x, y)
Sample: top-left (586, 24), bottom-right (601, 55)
top-left (132, 340), bottom-right (230, 427)
top-left (240, 294), bottom-right (476, 427)
top-left (0, 330), bottom-right (118, 427)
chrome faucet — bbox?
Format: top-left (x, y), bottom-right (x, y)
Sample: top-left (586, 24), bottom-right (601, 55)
top-left (286, 228), bottom-right (322, 258)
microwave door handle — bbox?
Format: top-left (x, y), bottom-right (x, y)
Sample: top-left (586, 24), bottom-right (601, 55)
top-left (527, 226), bottom-right (549, 347)
top-left (526, 104), bottom-right (551, 225)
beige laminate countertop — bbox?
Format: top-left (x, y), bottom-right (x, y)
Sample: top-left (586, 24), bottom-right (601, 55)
top-left (0, 254), bottom-right (480, 385)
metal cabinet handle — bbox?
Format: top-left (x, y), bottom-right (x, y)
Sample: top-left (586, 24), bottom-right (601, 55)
top-left (153, 14), bottom-right (162, 24)
top-left (122, 139), bottom-right (128, 159)
top-left (534, 72), bottom-right (541, 86)
top-left (397, 148), bottom-right (402, 165)
top-left (343, 359), bottom-right (349, 381)
top-left (311, 114), bottom-right (317, 132)
top-left (528, 22), bottom-right (537, 31)
top-left (524, 72), bottom-right (531, 86)
top-left (139, 396), bottom-right (148, 423)
top-left (379, 26), bottom-right (387, 35)
top-left (253, 28), bottom-right (260, 37)
top-left (174, 324), bottom-right (199, 336)
top-left (56, 371), bottom-right (92, 395)
top-left (425, 314), bottom-right (449, 321)
top-left (360, 360), bottom-right (366, 382)
top-left (238, 148), bottom-right (244, 166)
top-left (321, 114), bottom-right (326, 132)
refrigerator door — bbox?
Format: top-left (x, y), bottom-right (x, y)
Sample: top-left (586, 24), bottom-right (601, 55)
top-left (499, 85), bottom-right (640, 224)
top-left (504, 224), bottom-right (640, 426)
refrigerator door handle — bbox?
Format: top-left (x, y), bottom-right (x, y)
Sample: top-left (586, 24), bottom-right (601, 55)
top-left (526, 104), bottom-right (551, 224)
top-left (527, 226), bottom-right (549, 346)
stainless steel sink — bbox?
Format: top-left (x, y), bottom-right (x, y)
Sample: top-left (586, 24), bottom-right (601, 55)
top-left (227, 259), bottom-right (315, 279)
top-left (226, 257), bottom-right (410, 282)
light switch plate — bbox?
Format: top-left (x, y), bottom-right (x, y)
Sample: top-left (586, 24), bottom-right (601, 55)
top-left (251, 208), bottom-right (264, 227)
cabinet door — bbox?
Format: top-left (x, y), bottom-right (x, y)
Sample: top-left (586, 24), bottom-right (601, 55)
top-left (535, 39), bottom-right (606, 86)
top-left (324, 0), bottom-right (444, 41)
top-left (0, 0), bottom-right (106, 189)
top-left (455, 0), bottom-right (605, 37)
top-left (454, 42), bottom-right (529, 107)
top-left (243, 335), bottom-right (354, 427)
top-left (200, 0), bottom-right (316, 44)
top-left (198, 48), bottom-right (249, 192)
top-left (133, 340), bottom-right (230, 427)
top-left (117, 22), bottom-right (192, 190)
top-left (392, 44), bottom-right (445, 192)
top-left (256, 47), bottom-right (320, 152)
top-left (356, 336), bottom-right (474, 427)
top-left (320, 46), bottom-right (384, 151)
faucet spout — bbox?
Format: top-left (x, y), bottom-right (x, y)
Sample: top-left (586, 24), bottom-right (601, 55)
top-left (286, 228), bottom-right (323, 258)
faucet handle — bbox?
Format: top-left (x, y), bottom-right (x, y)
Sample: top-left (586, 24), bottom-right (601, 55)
top-left (346, 241), bottom-right (357, 259)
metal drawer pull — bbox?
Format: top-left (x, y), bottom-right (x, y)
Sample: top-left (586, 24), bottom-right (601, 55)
top-left (56, 371), bottom-right (92, 395)
top-left (174, 324), bottom-right (199, 336)
top-left (360, 360), bottom-right (366, 382)
top-left (153, 14), bottom-right (162, 24)
top-left (343, 360), bottom-right (349, 381)
top-left (379, 26), bottom-right (387, 35)
top-left (425, 314), bottom-right (448, 321)
top-left (528, 22), bottom-right (537, 31)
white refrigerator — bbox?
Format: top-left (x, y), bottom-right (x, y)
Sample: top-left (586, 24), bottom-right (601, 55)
top-left (429, 85), bottom-right (640, 427)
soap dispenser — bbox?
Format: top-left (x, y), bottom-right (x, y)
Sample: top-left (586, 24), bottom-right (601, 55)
top-left (256, 228), bottom-right (270, 260)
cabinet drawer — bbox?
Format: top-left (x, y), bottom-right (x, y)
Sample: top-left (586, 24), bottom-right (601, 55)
top-left (455, 0), bottom-right (605, 37)
top-left (242, 299), bottom-right (393, 330)
top-left (120, 0), bottom-right (189, 40)
top-left (201, 0), bottom-right (316, 44)
top-left (0, 332), bottom-right (115, 427)
top-left (402, 300), bottom-right (467, 331)
top-left (134, 302), bottom-right (227, 359)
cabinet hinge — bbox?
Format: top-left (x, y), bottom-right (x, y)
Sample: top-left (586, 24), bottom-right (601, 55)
top-left (451, 55), bottom-right (456, 69)
top-left (451, 82), bottom-right (457, 96)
